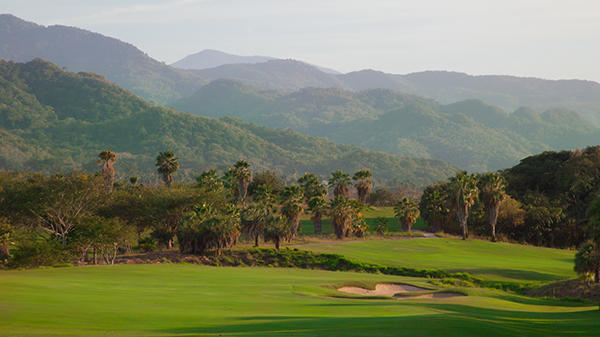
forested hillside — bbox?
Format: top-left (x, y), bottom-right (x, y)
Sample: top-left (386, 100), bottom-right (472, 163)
top-left (172, 80), bottom-right (599, 171)
top-left (0, 14), bottom-right (206, 103)
top-left (0, 59), bottom-right (456, 185)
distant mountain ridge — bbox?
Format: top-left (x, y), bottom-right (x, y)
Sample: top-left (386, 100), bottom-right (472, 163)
top-left (3, 14), bottom-right (600, 125)
top-left (171, 49), bottom-right (275, 70)
top-left (0, 13), bottom-right (206, 104)
top-left (171, 49), bottom-right (340, 74)
top-left (184, 60), bottom-right (600, 125)
top-left (0, 58), bottom-right (457, 185)
top-left (172, 79), bottom-right (600, 171)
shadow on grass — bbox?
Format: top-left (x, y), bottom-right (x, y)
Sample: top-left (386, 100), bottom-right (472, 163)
top-left (157, 303), bottom-right (599, 337)
top-left (447, 267), bottom-right (565, 281)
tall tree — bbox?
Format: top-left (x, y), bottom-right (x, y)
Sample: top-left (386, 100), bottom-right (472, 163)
top-left (241, 184), bottom-right (275, 247)
top-left (233, 160), bottom-right (253, 205)
top-left (155, 150), bottom-right (179, 187)
top-left (97, 150), bottom-right (117, 193)
top-left (298, 173), bottom-right (327, 234)
top-left (449, 171), bottom-right (479, 240)
top-left (479, 172), bottom-right (506, 242)
top-left (419, 183), bottom-right (449, 233)
top-left (394, 197), bottom-right (420, 232)
top-left (353, 169), bottom-right (373, 204)
top-left (329, 196), bottom-right (359, 239)
top-left (328, 170), bottom-right (352, 198)
top-left (264, 215), bottom-right (291, 250)
top-left (280, 184), bottom-right (304, 237)
top-left (298, 173), bottom-right (327, 201)
top-left (308, 196), bottom-right (327, 234)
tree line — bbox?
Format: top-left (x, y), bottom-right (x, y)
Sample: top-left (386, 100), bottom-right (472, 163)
top-left (1, 146), bottom-right (599, 284)
top-left (2, 149), bottom-right (420, 267)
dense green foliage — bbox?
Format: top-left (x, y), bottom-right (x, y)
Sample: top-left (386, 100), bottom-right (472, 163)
top-left (503, 147), bottom-right (600, 247)
top-left (173, 80), bottom-right (599, 171)
top-left (418, 147), bottom-right (600, 248)
top-left (0, 59), bottom-right (457, 185)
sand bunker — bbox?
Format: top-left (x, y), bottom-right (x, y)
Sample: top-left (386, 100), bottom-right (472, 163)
top-left (337, 283), bottom-right (429, 297)
top-left (395, 292), bottom-right (463, 299)
top-left (337, 283), bottom-right (464, 299)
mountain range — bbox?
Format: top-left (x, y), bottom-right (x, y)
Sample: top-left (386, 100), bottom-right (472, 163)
top-left (171, 79), bottom-right (599, 171)
top-left (3, 14), bottom-right (600, 125)
top-left (1, 13), bottom-right (599, 175)
top-left (0, 14), bottom-right (206, 104)
top-left (0, 58), bottom-right (457, 185)
top-left (171, 49), bottom-right (275, 70)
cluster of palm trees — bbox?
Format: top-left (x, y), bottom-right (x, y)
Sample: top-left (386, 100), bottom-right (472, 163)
top-left (444, 171), bottom-right (506, 241)
top-left (100, 149), bottom-right (507, 245)
top-left (228, 163), bottom-right (376, 243)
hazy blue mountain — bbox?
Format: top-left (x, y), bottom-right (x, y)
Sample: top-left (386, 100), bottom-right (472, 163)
top-left (180, 56), bottom-right (600, 125)
top-left (172, 49), bottom-right (340, 74)
top-left (0, 58), bottom-right (456, 186)
top-left (171, 49), bottom-right (275, 70)
top-left (172, 80), bottom-right (599, 171)
top-left (0, 14), bottom-right (206, 104)
top-left (190, 59), bottom-right (347, 91)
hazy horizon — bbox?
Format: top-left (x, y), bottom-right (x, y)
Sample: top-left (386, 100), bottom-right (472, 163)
top-left (2, 0), bottom-right (600, 82)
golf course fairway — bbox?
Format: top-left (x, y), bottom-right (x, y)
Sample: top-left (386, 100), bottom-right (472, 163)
top-left (1, 263), bottom-right (598, 336)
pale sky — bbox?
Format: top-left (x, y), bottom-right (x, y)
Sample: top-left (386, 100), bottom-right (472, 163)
top-left (3, 0), bottom-right (600, 81)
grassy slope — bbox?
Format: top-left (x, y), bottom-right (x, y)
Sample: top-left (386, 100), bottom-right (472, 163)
top-left (296, 238), bottom-right (576, 284)
top-left (1, 265), bottom-right (597, 337)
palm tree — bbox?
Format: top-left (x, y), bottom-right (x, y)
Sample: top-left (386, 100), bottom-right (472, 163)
top-left (298, 173), bottom-right (327, 201)
top-left (155, 150), bottom-right (179, 187)
top-left (394, 197), bottom-right (420, 232)
top-left (241, 184), bottom-right (275, 247)
top-left (280, 184), bottom-right (304, 237)
top-left (353, 169), bottom-right (373, 204)
top-left (449, 171), bottom-right (479, 240)
top-left (97, 150), bottom-right (117, 192)
top-left (308, 196), bottom-right (327, 234)
top-left (419, 185), bottom-right (448, 233)
top-left (479, 172), bottom-right (506, 242)
top-left (329, 196), bottom-right (356, 239)
top-left (328, 170), bottom-right (352, 198)
top-left (264, 215), bottom-right (291, 250)
top-left (233, 160), bottom-right (253, 205)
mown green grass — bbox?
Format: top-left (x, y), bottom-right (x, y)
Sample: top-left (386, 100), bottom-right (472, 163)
top-left (295, 238), bottom-right (576, 284)
top-left (1, 264), bottom-right (597, 337)
top-left (299, 206), bottom-right (427, 235)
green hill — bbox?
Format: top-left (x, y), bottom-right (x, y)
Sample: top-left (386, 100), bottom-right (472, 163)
top-left (0, 59), bottom-right (456, 185)
top-left (172, 80), bottom-right (599, 171)
top-left (0, 14), bottom-right (206, 104)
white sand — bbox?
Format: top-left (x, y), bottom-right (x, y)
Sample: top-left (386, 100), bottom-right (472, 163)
top-left (337, 283), bottom-right (428, 297)
top-left (337, 283), bottom-right (464, 299)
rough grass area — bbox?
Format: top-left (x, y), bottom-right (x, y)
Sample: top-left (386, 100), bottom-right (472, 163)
top-left (1, 265), bottom-right (597, 337)
top-left (527, 279), bottom-right (600, 303)
top-left (294, 237), bottom-right (576, 284)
